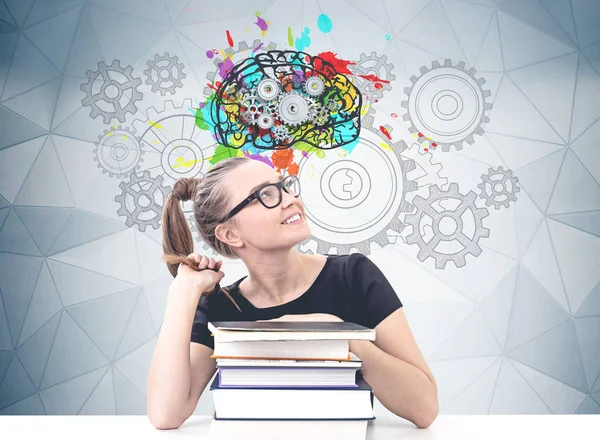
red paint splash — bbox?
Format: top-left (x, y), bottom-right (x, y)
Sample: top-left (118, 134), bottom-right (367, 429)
top-left (226, 30), bottom-right (234, 47)
top-left (357, 74), bottom-right (390, 84)
top-left (391, 113), bottom-right (398, 118)
top-left (374, 83), bottom-right (383, 89)
top-left (315, 51), bottom-right (354, 75)
top-left (431, 143), bottom-right (437, 147)
top-left (379, 125), bottom-right (392, 140)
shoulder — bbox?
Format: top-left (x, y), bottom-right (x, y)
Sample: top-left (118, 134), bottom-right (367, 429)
top-left (326, 252), bottom-right (377, 278)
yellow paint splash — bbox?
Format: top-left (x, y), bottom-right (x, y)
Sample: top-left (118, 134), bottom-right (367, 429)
top-left (379, 142), bottom-right (393, 152)
top-left (173, 157), bottom-right (203, 169)
top-left (148, 120), bottom-right (163, 129)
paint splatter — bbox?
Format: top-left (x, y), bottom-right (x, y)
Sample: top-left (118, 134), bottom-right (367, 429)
top-left (206, 50), bottom-right (214, 59)
top-left (209, 144), bottom-right (244, 165)
top-left (226, 30), bottom-right (234, 48)
top-left (391, 113), bottom-right (398, 118)
top-left (271, 148), bottom-right (295, 173)
top-left (317, 13), bottom-right (333, 33)
top-left (287, 27), bottom-right (294, 47)
top-left (217, 57), bottom-right (234, 79)
top-left (385, 34), bottom-right (391, 40)
top-left (255, 11), bottom-right (269, 35)
top-left (295, 27), bottom-right (311, 51)
top-left (357, 73), bottom-right (390, 85)
top-left (252, 42), bottom-right (264, 53)
top-left (316, 51), bottom-right (354, 75)
top-left (379, 125), bottom-right (392, 140)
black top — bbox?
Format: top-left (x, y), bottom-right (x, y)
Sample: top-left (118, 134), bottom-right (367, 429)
top-left (191, 253), bottom-right (403, 349)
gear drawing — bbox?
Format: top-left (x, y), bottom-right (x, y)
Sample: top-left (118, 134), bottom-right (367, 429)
top-left (273, 125), bottom-right (289, 142)
top-left (278, 91), bottom-right (312, 126)
top-left (144, 52), bottom-right (186, 96)
top-left (478, 166), bottom-right (520, 209)
top-left (401, 59), bottom-right (492, 152)
top-left (404, 183), bottom-right (490, 269)
top-left (115, 171), bottom-right (171, 232)
top-left (297, 108), bottom-right (418, 255)
top-left (132, 99), bottom-right (214, 184)
top-left (204, 39), bottom-right (278, 96)
top-left (349, 52), bottom-right (395, 101)
top-left (81, 60), bottom-right (143, 124)
top-left (94, 125), bottom-right (144, 178)
top-left (240, 91), bottom-right (265, 124)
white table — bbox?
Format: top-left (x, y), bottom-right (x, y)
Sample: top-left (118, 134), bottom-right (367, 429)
top-left (1, 414), bottom-right (599, 440)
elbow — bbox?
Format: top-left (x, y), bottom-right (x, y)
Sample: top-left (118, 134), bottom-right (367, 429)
top-left (147, 399), bottom-right (189, 430)
top-left (414, 388), bottom-right (439, 429)
top-left (148, 410), bottom-right (186, 430)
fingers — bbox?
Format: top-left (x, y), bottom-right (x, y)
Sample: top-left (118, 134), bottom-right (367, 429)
top-left (185, 253), bottom-right (223, 272)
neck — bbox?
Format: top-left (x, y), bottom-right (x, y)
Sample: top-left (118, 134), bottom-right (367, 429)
top-left (241, 248), bottom-right (312, 306)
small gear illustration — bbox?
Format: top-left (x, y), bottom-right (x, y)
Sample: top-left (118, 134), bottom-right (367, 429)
top-left (256, 78), bottom-right (280, 101)
top-left (349, 52), bottom-right (395, 102)
top-left (304, 76), bottom-right (325, 96)
top-left (81, 60), bottom-right (143, 124)
top-left (115, 171), bottom-right (171, 232)
top-left (401, 59), bottom-right (492, 152)
top-left (132, 99), bottom-right (215, 185)
top-left (404, 183), bottom-right (490, 269)
top-left (297, 107), bottom-right (417, 255)
top-left (143, 52), bottom-right (186, 96)
top-left (204, 39), bottom-right (277, 96)
top-left (94, 125), bottom-right (144, 178)
top-left (240, 92), bottom-right (265, 124)
top-left (478, 166), bottom-right (520, 209)
top-left (273, 125), bottom-right (290, 142)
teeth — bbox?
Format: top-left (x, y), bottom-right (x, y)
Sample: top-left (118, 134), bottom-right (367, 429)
top-left (282, 214), bottom-right (301, 225)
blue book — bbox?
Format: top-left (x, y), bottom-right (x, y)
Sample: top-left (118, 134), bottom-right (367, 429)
top-left (210, 372), bottom-right (376, 421)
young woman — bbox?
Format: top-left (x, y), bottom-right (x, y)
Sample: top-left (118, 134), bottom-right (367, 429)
top-left (147, 156), bottom-right (438, 429)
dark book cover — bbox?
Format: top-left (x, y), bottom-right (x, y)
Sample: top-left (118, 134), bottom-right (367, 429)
top-left (209, 321), bottom-right (373, 332)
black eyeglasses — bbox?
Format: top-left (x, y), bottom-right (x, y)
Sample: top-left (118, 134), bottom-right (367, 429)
top-left (223, 175), bottom-right (301, 221)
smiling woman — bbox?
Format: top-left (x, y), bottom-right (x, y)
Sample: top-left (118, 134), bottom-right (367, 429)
top-left (147, 156), bottom-right (438, 431)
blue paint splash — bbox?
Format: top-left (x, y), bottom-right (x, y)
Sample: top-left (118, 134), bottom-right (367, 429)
top-left (295, 27), bottom-right (311, 51)
top-left (317, 13), bottom-right (333, 33)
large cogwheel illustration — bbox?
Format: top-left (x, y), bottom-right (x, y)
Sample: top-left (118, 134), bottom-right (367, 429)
top-left (81, 60), bottom-right (143, 123)
top-left (401, 59), bottom-right (492, 152)
top-left (297, 109), bottom-right (418, 255)
top-left (478, 166), bottom-right (520, 209)
top-left (132, 99), bottom-right (217, 186)
top-left (144, 52), bottom-right (186, 96)
top-left (349, 52), bottom-right (395, 102)
top-left (404, 183), bottom-right (490, 269)
top-left (204, 39), bottom-right (277, 97)
top-left (115, 171), bottom-right (171, 232)
top-left (94, 125), bottom-right (143, 178)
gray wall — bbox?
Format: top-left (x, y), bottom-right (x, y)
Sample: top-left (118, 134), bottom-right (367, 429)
top-left (0, 0), bottom-right (599, 415)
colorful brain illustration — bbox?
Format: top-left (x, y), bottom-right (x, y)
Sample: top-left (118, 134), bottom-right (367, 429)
top-left (209, 50), bottom-right (363, 151)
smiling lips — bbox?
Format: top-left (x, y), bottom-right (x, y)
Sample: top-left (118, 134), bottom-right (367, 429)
top-left (281, 213), bottom-right (302, 225)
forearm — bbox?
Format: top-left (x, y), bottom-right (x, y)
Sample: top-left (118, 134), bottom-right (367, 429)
top-left (147, 285), bottom-right (198, 424)
top-left (350, 340), bottom-right (438, 428)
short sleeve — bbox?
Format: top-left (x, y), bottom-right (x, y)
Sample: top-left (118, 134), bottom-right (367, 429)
top-left (190, 296), bottom-right (215, 349)
top-left (347, 253), bottom-right (403, 329)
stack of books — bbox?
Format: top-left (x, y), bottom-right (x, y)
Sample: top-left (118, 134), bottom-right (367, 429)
top-left (207, 321), bottom-right (377, 440)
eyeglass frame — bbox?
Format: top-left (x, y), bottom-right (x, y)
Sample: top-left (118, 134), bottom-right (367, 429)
top-left (222, 175), bottom-right (301, 222)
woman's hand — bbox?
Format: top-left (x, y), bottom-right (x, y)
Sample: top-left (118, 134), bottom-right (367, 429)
top-left (170, 253), bottom-right (225, 297)
top-left (258, 313), bottom-right (344, 322)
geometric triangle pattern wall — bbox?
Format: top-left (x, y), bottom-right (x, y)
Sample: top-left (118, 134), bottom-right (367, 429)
top-left (1, 0), bottom-right (599, 415)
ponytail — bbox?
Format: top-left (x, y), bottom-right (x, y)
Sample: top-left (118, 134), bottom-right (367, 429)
top-left (161, 177), bottom-right (241, 312)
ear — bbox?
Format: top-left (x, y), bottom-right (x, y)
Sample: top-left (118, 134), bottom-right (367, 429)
top-left (215, 222), bottom-right (244, 249)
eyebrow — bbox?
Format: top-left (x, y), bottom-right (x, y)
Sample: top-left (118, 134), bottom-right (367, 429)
top-left (248, 174), bottom-right (284, 194)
